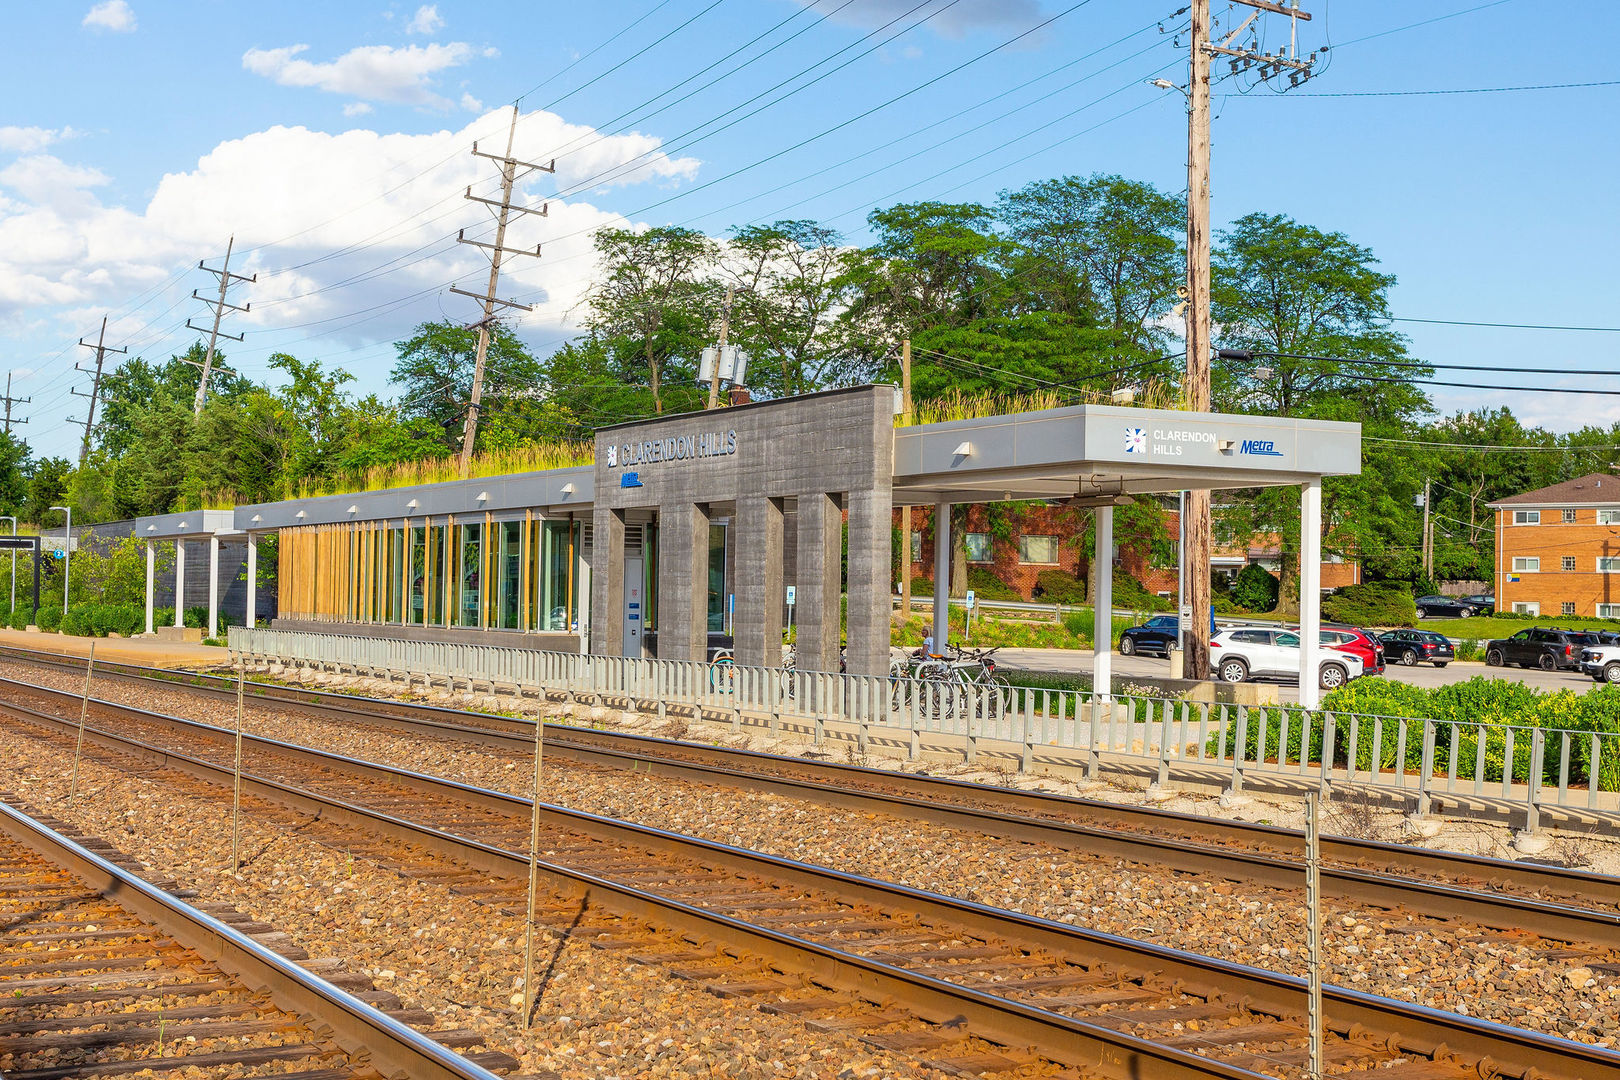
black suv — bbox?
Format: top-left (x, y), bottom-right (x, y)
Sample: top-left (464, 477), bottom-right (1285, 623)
top-left (1377, 628), bottom-right (1454, 667)
top-left (1484, 627), bottom-right (1586, 671)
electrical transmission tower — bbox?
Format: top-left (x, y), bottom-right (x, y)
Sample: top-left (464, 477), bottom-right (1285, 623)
top-left (68, 316), bottom-right (126, 464)
top-left (0, 372), bottom-right (29, 436)
top-left (1180, 0), bottom-right (1318, 681)
top-left (453, 104), bottom-right (552, 473)
top-left (185, 235), bottom-right (256, 416)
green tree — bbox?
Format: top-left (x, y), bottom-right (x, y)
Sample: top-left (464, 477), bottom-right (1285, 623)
top-left (724, 220), bottom-right (856, 397)
top-left (391, 321), bottom-right (544, 451)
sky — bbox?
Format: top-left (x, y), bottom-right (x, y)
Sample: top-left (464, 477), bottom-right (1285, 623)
top-left (1, 0), bottom-right (1617, 462)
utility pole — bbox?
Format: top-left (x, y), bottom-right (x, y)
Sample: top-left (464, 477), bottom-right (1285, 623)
top-left (0, 372), bottom-right (29, 436)
top-left (185, 236), bottom-right (256, 415)
top-left (69, 316), bottom-right (125, 464)
top-left (1179, 0), bottom-right (1316, 677)
top-left (1422, 478), bottom-right (1433, 581)
top-left (899, 339), bottom-right (913, 617)
top-left (705, 285), bottom-right (737, 411)
top-left (454, 104), bottom-right (553, 473)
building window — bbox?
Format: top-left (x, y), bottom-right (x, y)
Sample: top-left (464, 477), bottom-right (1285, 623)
top-left (1563, 509), bottom-right (1578, 524)
top-left (1563, 602), bottom-right (1577, 616)
top-left (1563, 556), bottom-right (1577, 571)
top-left (1601, 510), bottom-right (1620, 525)
top-left (1513, 602), bottom-right (1540, 616)
top-left (1600, 604), bottom-right (1620, 619)
top-left (1018, 534), bottom-right (1059, 565)
top-left (1513, 510), bottom-right (1540, 525)
top-left (910, 530), bottom-right (922, 562)
top-left (1512, 557), bottom-right (1539, 572)
top-left (1600, 557), bottom-right (1620, 573)
top-left (965, 532), bottom-right (992, 562)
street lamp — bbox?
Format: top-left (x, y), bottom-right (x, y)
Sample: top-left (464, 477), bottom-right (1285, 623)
top-left (0, 516), bottom-right (14, 616)
top-left (49, 506), bottom-right (70, 618)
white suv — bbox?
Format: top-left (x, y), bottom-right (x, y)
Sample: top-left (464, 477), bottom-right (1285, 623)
top-left (1209, 627), bottom-right (1363, 691)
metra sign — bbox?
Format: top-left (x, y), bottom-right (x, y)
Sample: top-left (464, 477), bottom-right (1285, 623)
top-left (1240, 439), bottom-right (1283, 457)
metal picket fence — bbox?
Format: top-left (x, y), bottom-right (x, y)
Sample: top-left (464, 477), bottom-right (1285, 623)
top-left (229, 626), bottom-right (1620, 829)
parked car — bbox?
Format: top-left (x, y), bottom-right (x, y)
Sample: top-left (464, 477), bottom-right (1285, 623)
top-left (1580, 643), bottom-right (1620, 683)
top-left (1483, 627), bottom-right (1586, 671)
top-left (1119, 615), bottom-right (1180, 657)
top-left (1459, 594), bottom-right (1495, 615)
top-left (1377, 628), bottom-right (1455, 667)
top-left (1322, 624), bottom-right (1385, 675)
top-left (1415, 595), bottom-right (1484, 619)
top-left (1208, 627), bottom-right (1363, 690)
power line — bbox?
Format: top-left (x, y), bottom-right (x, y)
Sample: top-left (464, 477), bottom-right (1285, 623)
top-left (1286, 78), bottom-right (1620, 97)
top-left (1330, 0), bottom-right (1519, 49)
top-left (1391, 316), bottom-right (1620, 333)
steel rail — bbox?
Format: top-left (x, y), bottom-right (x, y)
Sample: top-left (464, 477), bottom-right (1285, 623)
top-left (0, 797), bottom-right (506, 1080)
top-left (3, 684), bottom-right (1619, 1080)
top-left (6, 647), bottom-right (1619, 916)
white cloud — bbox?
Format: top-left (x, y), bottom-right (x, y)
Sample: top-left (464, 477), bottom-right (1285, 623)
top-left (82, 1), bottom-right (136, 33)
top-left (0, 108), bottom-right (701, 356)
top-left (7, 367), bottom-right (34, 381)
top-left (405, 5), bottom-right (444, 35)
top-left (459, 92), bottom-right (482, 113)
top-left (0, 126), bottom-right (78, 154)
top-left (343, 102), bottom-right (374, 117)
top-left (242, 42), bottom-right (478, 110)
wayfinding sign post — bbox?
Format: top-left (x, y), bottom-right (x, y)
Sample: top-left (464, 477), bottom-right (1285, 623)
top-left (0, 536), bottom-right (41, 623)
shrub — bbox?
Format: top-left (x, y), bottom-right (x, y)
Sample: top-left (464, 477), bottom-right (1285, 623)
top-left (36, 604), bottom-right (62, 632)
top-left (1113, 569), bottom-right (1171, 612)
top-left (154, 606), bottom-right (174, 628)
top-left (183, 606), bottom-right (208, 629)
top-left (1062, 610), bottom-right (1088, 637)
top-left (60, 606), bottom-right (93, 637)
top-left (1322, 582), bottom-right (1417, 628)
top-left (966, 567), bottom-right (1021, 602)
top-left (1230, 565), bottom-right (1279, 613)
top-left (1034, 568), bottom-right (1086, 604)
top-left (907, 575), bottom-right (933, 597)
top-left (1455, 638), bottom-right (1482, 662)
top-left (8, 606), bottom-right (28, 630)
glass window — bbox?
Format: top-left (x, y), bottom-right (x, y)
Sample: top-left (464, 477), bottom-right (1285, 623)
top-left (1513, 603), bottom-right (1539, 616)
top-left (1276, 632), bottom-right (1300, 647)
top-left (1512, 510), bottom-right (1540, 524)
top-left (1599, 604), bottom-right (1620, 619)
top-left (1601, 557), bottom-right (1620, 573)
top-left (541, 519), bottom-right (577, 632)
top-left (1232, 629), bottom-right (1269, 644)
top-left (707, 523), bottom-right (728, 633)
top-left (389, 528), bottom-right (404, 622)
top-left (1563, 602), bottom-right (1578, 616)
top-left (1512, 557), bottom-right (1539, 572)
top-left (1600, 510), bottom-right (1620, 525)
top-left (1018, 534), bottom-right (1059, 565)
top-left (456, 523), bottom-right (483, 628)
top-left (426, 525), bottom-right (446, 626)
top-left (409, 526), bottom-right (427, 624)
top-left (1563, 509), bottom-right (1578, 524)
top-left (497, 521), bottom-right (521, 630)
top-left (965, 532), bottom-right (992, 562)
top-left (1563, 556), bottom-right (1578, 571)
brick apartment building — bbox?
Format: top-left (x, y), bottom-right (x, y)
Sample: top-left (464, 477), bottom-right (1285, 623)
top-left (1489, 473), bottom-right (1620, 617)
top-left (895, 502), bottom-right (1359, 602)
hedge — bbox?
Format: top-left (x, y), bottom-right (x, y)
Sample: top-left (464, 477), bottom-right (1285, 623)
top-left (1033, 569), bottom-right (1086, 604)
top-left (1322, 582), bottom-right (1417, 628)
top-left (60, 603), bottom-right (144, 638)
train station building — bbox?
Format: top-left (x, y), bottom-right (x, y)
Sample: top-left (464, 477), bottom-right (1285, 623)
top-left (134, 385), bottom-right (1361, 704)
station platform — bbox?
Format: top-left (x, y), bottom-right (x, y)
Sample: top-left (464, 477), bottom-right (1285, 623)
top-left (0, 629), bottom-right (231, 670)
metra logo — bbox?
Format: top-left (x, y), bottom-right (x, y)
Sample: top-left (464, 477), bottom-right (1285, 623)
top-left (620, 471), bottom-right (643, 488)
top-left (1240, 439), bottom-right (1283, 457)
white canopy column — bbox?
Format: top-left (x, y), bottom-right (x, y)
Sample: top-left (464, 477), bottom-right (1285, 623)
top-left (144, 540), bottom-right (155, 635)
top-left (1299, 478), bottom-right (1323, 708)
top-left (207, 535), bottom-right (220, 640)
top-left (173, 540), bottom-right (185, 628)
top-left (245, 534), bottom-right (257, 629)
top-left (1092, 505), bottom-right (1114, 701)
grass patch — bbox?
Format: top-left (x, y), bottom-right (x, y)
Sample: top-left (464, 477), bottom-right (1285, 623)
top-left (1415, 614), bottom-right (1620, 638)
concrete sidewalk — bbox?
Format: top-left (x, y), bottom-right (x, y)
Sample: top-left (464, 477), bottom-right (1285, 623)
top-left (0, 628), bottom-right (231, 670)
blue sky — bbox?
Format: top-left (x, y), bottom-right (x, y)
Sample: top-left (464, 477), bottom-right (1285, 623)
top-left (2, 0), bottom-right (1616, 461)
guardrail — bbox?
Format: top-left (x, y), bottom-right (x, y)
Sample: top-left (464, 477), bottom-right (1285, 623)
top-left (230, 626), bottom-right (1619, 832)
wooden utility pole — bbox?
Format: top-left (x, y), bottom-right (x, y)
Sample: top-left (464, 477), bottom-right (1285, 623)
top-left (1183, 0), bottom-right (1215, 678)
top-left (185, 236), bottom-right (255, 415)
top-left (70, 317), bottom-right (125, 464)
top-left (705, 285), bottom-right (736, 410)
top-left (1422, 478), bottom-right (1434, 581)
top-left (454, 105), bottom-right (552, 473)
top-left (0, 372), bottom-right (29, 436)
top-left (1180, 0), bottom-right (1315, 677)
top-left (899, 339), bottom-right (913, 617)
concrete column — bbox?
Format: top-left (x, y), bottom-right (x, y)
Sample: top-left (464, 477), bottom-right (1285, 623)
top-left (1093, 506), bottom-right (1113, 701)
top-left (245, 534), bottom-right (258, 629)
top-left (658, 502), bottom-right (712, 664)
top-left (207, 535), bottom-right (220, 640)
top-left (589, 507), bottom-right (626, 656)
top-left (733, 496), bottom-right (783, 668)
top-left (1299, 478), bottom-right (1323, 709)
top-left (796, 491), bottom-right (843, 673)
top-left (144, 541), bottom-right (155, 636)
top-left (845, 488), bottom-right (891, 678)
top-left (174, 540), bottom-right (185, 628)
top-left (932, 501), bottom-right (951, 653)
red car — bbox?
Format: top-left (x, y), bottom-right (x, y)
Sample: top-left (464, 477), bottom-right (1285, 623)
top-left (1322, 624), bottom-right (1385, 676)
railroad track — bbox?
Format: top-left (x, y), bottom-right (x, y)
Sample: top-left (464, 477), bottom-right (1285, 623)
top-left (6, 645), bottom-right (1619, 936)
top-left (0, 672), bottom-right (1616, 1079)
top-left (0, 791), bottom-right (520, 1080)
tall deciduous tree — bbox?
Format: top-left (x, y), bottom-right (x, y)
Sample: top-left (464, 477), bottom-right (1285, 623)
top-left (723, 220), bottom-right (855, 398)
top-left (390, 320), bottom-right (543, 450)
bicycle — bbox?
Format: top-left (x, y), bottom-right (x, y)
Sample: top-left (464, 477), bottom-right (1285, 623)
top-left (708, 649), bottom-right (736, 694)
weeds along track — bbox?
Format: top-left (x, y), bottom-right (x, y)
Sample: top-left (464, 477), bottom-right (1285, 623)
top-left (0, 791), bottom-right (519, 1080)
top-left (0, 672), bottom-right (1617, 1078)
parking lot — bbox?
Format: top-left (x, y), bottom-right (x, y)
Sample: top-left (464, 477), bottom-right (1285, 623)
top-left (997, 648), bottom-right (1603, 704)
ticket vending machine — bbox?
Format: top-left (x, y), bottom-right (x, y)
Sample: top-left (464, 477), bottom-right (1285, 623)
top-left (623, 555), bottom-right (643, 658)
